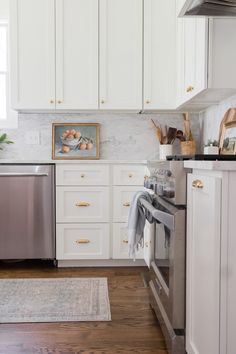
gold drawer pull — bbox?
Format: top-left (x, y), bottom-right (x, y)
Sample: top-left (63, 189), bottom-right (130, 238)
top-left (186, 86), bottom-right (194, 93)
top-left (192, 180), bottom-right (204, 189)
top-left (128, 173), bottom-right (133, 178)
top-left (123, 202), bottom-right (131, 207)
top-left (123, 240), bottom-right (128, 244)
top-left (75, 201), bottom-right (90, 207)
top-left (81, 174), bottom-right (85, 178)
top-left (75, 239), bottom-right (90, 244)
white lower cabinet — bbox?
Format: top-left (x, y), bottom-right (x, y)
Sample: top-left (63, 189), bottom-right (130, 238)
top-left (112, 223), bottom-right (143, 259)
top-left (56, 186), bottom-right (109, 223)
top-left (185, 166), bottom-right (236, 354)
top-left (186, 173), bottom-right (221, 354)
top-left (143, 221), bottom-right (154, 268)
top-left (113, 186), bottom-right (145, 223)
top-left (56, 223), bottom-right (110, 260)
top-left (56, 163), bottom-right (146, 263)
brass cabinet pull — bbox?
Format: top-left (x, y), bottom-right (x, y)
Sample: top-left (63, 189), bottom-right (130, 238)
top-left (123, 240), bottom-right (128, 244)
top-left (75, 239), bottom-right (90, 244)
top-left (123, 202), bottom-right (131, 207)
top-left (192, 180), bottom-right (204, 189)
top-left (186, 86), bottom-right (194, 93)
top-left (81, 174), bottom-right (85, 178)
top-left (128, 173), bottom-right (133, 178)
top-left (75, 201), bottom-right (90, 207)
top-left (57, 100), bottom-right (62, 104)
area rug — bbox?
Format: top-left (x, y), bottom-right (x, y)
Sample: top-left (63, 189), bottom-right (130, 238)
top-left (0, 277), bottom-right (111, 323)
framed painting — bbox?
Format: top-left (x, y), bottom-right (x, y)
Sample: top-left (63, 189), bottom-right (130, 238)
top-left (52, 123), bottom-right (100, 160)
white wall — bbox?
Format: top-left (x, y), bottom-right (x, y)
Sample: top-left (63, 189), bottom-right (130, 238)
top-left (0, 0), bottom-right (8, 19)
top-left (1, 112), bottom-right (201, 160)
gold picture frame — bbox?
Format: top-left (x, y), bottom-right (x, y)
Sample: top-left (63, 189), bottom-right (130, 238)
top-left (52, 123), bottom-right (100, 160)
top-left (219, 109), bottom-right (236, 155)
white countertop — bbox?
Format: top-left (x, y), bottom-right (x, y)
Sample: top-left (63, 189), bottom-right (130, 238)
top-left (184, 160), bottom-right (236, 171)
top-left (0, 159), bottom-right (148, 165)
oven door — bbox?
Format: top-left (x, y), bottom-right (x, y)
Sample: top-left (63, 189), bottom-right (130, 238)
top-left (140, 196), bottom-right (186, 330)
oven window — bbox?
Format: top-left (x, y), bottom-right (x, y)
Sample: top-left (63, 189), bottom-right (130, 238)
top-left (155, 223), bottom-right (170, 287)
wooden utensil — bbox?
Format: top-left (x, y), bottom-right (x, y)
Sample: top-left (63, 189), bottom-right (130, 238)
top-left (183, 112), bottom-right (191, 141)
top-left (167, 127), bottom-right (177, 144)
top-left (151, 119), bottom-right (163, 144)
top-left (176, 130), bottom-right (185, 142)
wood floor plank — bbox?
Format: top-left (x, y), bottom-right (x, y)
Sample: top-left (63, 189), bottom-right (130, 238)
top-left (0, 261), bottom-right (167, 354)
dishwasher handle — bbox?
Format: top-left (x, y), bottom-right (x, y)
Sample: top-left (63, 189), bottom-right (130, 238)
top-left (0, 173), bottom-right (49, 177)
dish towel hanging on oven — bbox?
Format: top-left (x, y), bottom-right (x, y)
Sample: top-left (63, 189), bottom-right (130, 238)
top-left (127, 191), bottom-right (154, 260)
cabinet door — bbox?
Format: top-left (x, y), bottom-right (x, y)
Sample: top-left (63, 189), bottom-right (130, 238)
top-left (143, 221), bottom-right (154, 268)
top-left (183, 19), bottom-right (196, 101)
top-left (99, 0), bottom-right (142, 110)
top-left (113, 223), bottom-right (143, 259)
top-left (56, 0), bottom-right (98, 109)
top-left (186, 174), bottom-right (221, 354)
top-left (144, 0), bottom-right (176, 110)
top-left (10, 0), bottom-right (55, 110)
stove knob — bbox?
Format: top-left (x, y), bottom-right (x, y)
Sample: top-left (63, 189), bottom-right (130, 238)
top-left (165, 170), bottom-right (172, 177)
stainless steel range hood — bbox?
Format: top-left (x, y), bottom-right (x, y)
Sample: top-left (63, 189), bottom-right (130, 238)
top-left (180, 0), bottom-right (236, 17)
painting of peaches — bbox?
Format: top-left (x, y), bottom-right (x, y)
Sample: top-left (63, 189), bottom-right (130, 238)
top-left (52, 123), bottom-right (100, 160)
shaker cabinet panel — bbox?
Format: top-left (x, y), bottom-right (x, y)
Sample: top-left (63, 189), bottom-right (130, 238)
top-left (186, 174), bottom-right (221, 354)
top-left (143, 0), bottom-right (177, 110)
top-left (99, 0), bottom-right (142, 110)
top-left (55, 0), bottom-right (98, 109)
top-left (57, 186), bottom-right (109, 223)
top-left (10, 0), bottom-right (55, 110)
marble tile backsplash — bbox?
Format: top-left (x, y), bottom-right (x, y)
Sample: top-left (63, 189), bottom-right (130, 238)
top-left (2, 112), bottom-right (201, 160)
top-left (200, 94), bottom-right (236, 148)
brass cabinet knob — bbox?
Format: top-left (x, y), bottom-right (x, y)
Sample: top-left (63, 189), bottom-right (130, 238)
top-left (50, 100), bottom-right (54, 104)
top-left (123, 202), bottom-right (131, 207)
top-left (192, 180), bottom-right (204, 189)
top-left (75, 201), bottom-right (90, 207)
top-left (57, 100), bottom-right (62, 104)
top-left (186, 86), bottom-right (194, 93)
top-left (146, 100), bottom-right (150, 104)
top-left (75, 239), bottom-right (90, 244)
top-left (81, 174), bottom-right (85, 178)
top-left (128, 173), bottom-right (133, 178)
top-left (101, 100), bottom-right (105, 104)
top-left (123, 240), bottom-right (128, 244)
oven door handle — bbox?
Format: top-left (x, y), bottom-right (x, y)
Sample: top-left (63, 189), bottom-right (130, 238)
top-left (140, 198), bottom-right (175, 231)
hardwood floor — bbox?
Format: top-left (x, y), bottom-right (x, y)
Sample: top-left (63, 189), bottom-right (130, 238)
top-left (0, 261), bottom-right (167, 354)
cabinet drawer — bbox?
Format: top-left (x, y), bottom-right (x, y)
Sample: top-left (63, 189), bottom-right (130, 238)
top-left (113, 223), bottom-right (143, 259)
top-left (56, 223), bottom-right (110, 260)
top-left (56, 165), bottom-right (110, 186)
top-left (57, 186), bottom-right (109, 222)
top-left (113, 186), bottom-right (144, 222)
top-left (113, 165), bottom-right (145, 186)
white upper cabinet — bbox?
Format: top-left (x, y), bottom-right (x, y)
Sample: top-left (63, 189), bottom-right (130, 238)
top-left (182, 18), bottom-right (207, 102)
top-left (10, 0), bottom-right (98, 110)
top-left (177, 13), bottom-right (236, 109)
top-left (99, 0), bottom-right (142, 110)
top-left (143, 0), bottom-right (177, 110)
top-left (55, 0), bottom-right (98, 110)
top-left (10, 0), bottom-right (55, 110)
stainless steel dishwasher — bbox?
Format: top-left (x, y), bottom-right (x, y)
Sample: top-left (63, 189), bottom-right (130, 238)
top-left (0, 164), bottom-right (55, 260)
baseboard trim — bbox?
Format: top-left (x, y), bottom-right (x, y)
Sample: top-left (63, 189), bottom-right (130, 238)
top-left (57, 259), bottom-right (146, 267)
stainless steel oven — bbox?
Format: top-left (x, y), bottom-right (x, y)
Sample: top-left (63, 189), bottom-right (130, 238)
top-left (142, 161), bottom-right (190, 354)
